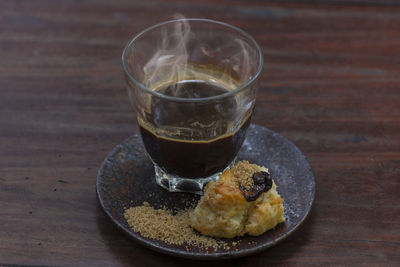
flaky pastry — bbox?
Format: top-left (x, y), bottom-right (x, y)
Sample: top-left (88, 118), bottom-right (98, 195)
top-left (190, 161), bottom-right (285, 238)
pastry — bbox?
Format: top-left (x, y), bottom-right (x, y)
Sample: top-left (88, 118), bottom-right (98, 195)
top-left (190, 161), bottom-right (285, 238)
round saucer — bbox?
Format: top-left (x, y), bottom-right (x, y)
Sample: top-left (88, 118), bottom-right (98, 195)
top-left (96, 124), bottom-right (315, 259)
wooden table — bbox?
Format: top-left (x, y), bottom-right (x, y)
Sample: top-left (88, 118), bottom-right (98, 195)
top-left (1, 0), bottom-right (399, 266)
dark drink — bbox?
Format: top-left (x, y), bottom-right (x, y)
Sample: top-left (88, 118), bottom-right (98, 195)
top-left (123, 19), bottom-right (262, 193)
top-left (139, 80), bottom-right (251, 178)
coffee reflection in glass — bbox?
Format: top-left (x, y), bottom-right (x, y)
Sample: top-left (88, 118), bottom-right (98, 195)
top-left (122, 18), bottom-right (263, 194)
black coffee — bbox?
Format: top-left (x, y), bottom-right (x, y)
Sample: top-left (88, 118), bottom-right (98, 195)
top-left (139, 80), bottom-right (251, 178)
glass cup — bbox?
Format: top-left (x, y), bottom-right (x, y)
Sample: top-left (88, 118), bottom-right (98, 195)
top-left (122, 18), bottom-right (263, 194)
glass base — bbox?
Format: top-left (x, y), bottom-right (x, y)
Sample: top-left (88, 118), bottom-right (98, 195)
top-left (154, 158), bottom-right (237, 195)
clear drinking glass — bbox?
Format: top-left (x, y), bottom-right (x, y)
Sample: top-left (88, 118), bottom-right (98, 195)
top-left (122, 18), bottom-right (263, 194)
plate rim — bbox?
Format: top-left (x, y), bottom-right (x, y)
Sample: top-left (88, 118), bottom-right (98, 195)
top-left (96, 124), bottom-right (316, 260)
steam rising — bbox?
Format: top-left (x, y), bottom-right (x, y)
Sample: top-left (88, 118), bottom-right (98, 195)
top-left (143, 18), bottom-right (192, 90)
top-left (142, 17), bottom-right (253, 96)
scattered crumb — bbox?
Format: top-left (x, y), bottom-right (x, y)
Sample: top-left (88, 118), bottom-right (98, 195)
top-left (57, 179), bottom-right (69, 184)
top-left (124, 202), bottom-right (241, 251)
top-left (53, 188), bottom-right (57, 192)
top-left (29, 211), bottom-right (32, 214)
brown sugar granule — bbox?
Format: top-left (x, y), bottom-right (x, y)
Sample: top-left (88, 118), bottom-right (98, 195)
top-left (230, 160), bottom-right (260, 191)
top-left (124, 202), bottom-right (237, 250)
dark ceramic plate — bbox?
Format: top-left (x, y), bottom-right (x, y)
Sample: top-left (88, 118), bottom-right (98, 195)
top-left (96, 124), bottom-right (315, 260)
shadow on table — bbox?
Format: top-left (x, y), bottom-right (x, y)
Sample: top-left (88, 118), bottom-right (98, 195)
top-left (96, 203), bottom-right (317, 266)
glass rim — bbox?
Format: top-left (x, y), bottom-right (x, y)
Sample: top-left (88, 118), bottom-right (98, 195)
top-left (122, 18), bottom-right (263, 102)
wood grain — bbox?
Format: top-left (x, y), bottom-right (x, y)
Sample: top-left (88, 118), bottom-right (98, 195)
top-left (0, 0), bottom-right (399, 266)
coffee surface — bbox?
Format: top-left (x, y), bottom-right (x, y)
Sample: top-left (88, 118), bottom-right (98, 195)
top-left (145, 80), bottom-right (237, 139)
